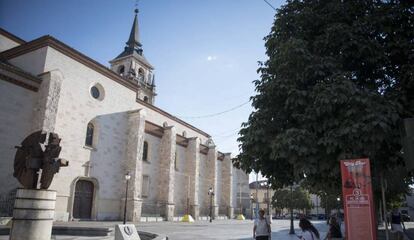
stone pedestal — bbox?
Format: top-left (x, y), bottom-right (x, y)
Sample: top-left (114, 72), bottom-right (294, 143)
top-left (213, 206), bottom-right (219, 219)
top-left (227, 207), bottom-right (234, 219)
top-left (121, 198), bottom-right (142, 222)
top-left (190, 204), bottom-right (199, 220)
top-left (10, 189), bottom-right (56, 240)
top-left (115, 224), bottom-right (140, 240)
top-left (164, 204), bottom-right (175, 222)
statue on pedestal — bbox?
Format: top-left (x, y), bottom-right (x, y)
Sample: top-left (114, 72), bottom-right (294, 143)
top-left (10, 131), bottom-right (68, 240)
top-left (13, 131), bottom-right (68, 189)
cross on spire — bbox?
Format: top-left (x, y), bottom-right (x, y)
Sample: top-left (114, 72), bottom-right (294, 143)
top-left (126, 6), bottom-right (142, 51)
top-left (135, 0), bottom-right (139, 10)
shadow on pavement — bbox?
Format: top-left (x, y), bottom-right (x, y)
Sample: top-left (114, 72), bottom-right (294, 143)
top-left (236, 220), bottom-right (328, 240)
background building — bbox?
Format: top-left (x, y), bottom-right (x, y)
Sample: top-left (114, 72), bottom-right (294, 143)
top-left (249, 180), bottom-right (325, 219)
top-left (249, 180), bottom-right (274, 219)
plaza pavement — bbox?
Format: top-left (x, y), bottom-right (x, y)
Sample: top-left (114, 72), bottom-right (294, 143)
top-left (0, 219), bottom-right (329, 240)
top-left (1, 219), bottom-right (413, 240)
top-left (134, 219), bottom-right (329, 240)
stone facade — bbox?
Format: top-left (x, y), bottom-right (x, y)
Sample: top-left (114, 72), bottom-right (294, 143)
top-left (0, 15), bottom-right (249, 222)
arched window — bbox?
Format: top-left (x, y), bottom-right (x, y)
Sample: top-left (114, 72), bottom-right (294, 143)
top-left (118, 65), bottom-right (125, 76)
top-left (138, 68), bottom-right (145, 82)
top-left (85, 122), bottom-right (94, 147)
top-left (143, 96), bottom-right (149, 103)
top-left (142, 141), bottom-right (148, 162)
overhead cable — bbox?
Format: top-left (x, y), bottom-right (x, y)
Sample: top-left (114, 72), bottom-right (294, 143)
top-left (263, 0), bottom-right (277, 11)
top-left (175, 100), bottom-right (251, 119)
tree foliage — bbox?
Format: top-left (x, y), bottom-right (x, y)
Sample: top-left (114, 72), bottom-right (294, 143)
top-left (234, 0), bottom-right (414, 196)
top-left (320, 193), bottom-right (342, 215)
top-left (272, 187), bottom-right (312, 211)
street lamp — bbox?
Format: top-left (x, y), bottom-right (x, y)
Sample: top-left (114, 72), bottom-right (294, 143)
top-left (250, 193), bottom-right (254, 220)
top-left (289, 185), bottom-right (295, 235)
top-left (267, 181), bottom-right (271, 218)
top-left (123, 172), bottom-right (131, 224)
top-left (336, 197), bottom-right (341, 221)
top-left (208, 187), bottom-right (214, 223)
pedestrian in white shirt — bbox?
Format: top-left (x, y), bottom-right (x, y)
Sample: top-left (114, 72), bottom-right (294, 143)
top-left (253, 209), bottom-right (271, 240)
top-left (298, 218), bottom-right (320, 240)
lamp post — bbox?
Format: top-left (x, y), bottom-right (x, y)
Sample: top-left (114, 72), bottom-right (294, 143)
top-left (123, 172), bottom-right (131, 224)
top-left (267, 181), bottom-right (271, 218)
top-left (255, 173), bottom-right (259, 219)
top-left (316, 195), bottom-right (319, 216)
top-left (250, 193), bottom-right (254, 220)
top-left (336, 197), bottom-right (341, 222)
top-left (239, 183), bottom-right (243, 216)
top-left (289, 185), bottom-right (295, 235)
top-left (208, 187), bottom-right (214, 223)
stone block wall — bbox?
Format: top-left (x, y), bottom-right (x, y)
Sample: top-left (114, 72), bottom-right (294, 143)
top-left (0, 80), bottom-right (37, 195)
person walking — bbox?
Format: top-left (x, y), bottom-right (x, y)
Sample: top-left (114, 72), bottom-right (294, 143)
top-left (391, 209), bottom-right (406, 240)
top-left (253, 209), bottom-right (271, 240)
top-left (324, 216), bottom-right (343, 240)
top-left (298, 218), bottom-right (320, 240)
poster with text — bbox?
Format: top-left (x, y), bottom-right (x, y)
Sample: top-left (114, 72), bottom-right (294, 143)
top-left (340, 158), bottom-right (376, 240)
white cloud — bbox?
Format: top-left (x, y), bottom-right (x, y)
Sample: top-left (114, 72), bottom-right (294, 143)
top-left (207, 55), bottom-right (217, 61)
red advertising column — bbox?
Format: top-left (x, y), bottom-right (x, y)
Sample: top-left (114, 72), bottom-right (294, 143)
top-left (340, 158), bottom-right (376, 240)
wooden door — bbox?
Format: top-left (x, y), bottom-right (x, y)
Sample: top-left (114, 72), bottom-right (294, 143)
top-left (73, 180), bottom-right (93, 219)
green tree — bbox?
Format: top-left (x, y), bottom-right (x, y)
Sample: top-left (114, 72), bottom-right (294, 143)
top-left (320, 193), bottom-right (341, 216)
top-left (272, 187), bottom-right (312, 213)
top-left (234, 0), bottom-right (414, 198)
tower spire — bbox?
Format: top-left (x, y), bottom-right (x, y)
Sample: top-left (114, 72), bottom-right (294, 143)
top-left (109, 2), bottom-right (156, 104)
top-left (126, 8), bottom-right (142, 51)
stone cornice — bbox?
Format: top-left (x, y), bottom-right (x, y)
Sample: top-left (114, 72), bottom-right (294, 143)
top-left (0, 72), bottom-right (38, 92)
top-left (0, 35), bottom-right (139, 92)
top-left (199, 144), bottom-right (209, 155)
top-left (137, 98), bottom-right (211, 138)
top-left (144, 120), bottom-right (225, 160)
top-left (0, 62), bottom-right (41, 91)
top-left (0, 28), bottom-right (26, 45)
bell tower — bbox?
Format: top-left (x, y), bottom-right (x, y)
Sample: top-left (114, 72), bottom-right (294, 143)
top-left (110, 8), bottom-right (156, 104)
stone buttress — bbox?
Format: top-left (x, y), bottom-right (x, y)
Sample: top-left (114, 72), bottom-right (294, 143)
top-left (158, 126), bottom-right (176, 221)
top-left (222, 153), bottom-right (234, 219)
top-left (207, 146), bottom-right (219, 218)
top-left (31, 70), bottom-right (63, 132)
top-left (124, 109), bottom-right (146, 221)
top-left (185, 137), bottom-right (200, 219)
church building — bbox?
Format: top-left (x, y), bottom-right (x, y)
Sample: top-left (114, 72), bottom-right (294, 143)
top-left (0, 9), bottom-right (249, 221)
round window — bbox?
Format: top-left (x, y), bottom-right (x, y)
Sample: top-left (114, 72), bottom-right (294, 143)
top-left (91, 86), bottom-right (100, 99)
top-left (90, 83), bottom-right (105, 101)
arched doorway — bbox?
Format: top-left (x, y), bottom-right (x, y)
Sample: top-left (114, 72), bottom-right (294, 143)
top-left (73, 180), bottom-right (94, 219)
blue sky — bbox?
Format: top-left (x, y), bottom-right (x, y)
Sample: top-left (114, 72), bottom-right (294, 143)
top-left (0, 0), bottom-right (284, 181)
